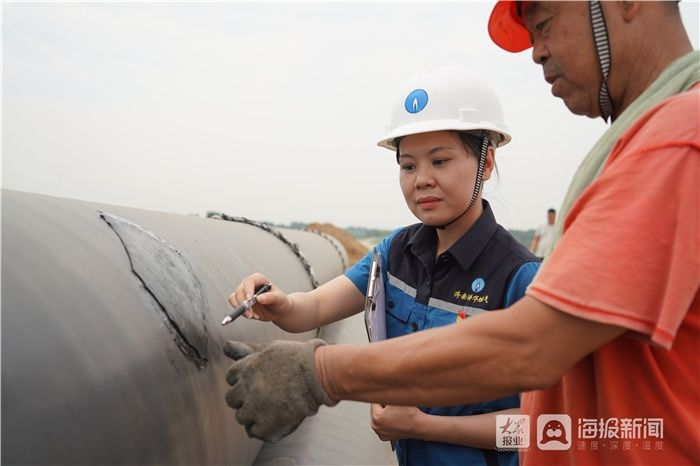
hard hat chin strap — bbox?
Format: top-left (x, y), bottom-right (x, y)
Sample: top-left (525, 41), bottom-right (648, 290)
top-left (589, 0), bottom-right (615, 122)
top-left (434, 136), bottom-right (489, 230)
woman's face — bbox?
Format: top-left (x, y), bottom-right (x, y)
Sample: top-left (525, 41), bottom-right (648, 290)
top-left (398, 130), bottom-right (493, 227)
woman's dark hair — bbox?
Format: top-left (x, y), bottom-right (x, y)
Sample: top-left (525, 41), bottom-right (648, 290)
top-left (456, 131), bottom-right (489, 158)
top-left (394, 130), bottom-right (496, 163)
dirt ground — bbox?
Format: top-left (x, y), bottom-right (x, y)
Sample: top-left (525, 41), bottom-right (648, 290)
top-left (306, 223), bottom-right (369, 266)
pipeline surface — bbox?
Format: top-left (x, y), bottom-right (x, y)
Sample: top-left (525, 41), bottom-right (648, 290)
top-left (1, 189), bottom-right (393, 465)
top-left (254, 314), bottom-right (396, 466)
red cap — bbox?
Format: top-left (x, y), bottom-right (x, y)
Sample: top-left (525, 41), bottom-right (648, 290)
top-left (488, 1), bottom-right (532, 53)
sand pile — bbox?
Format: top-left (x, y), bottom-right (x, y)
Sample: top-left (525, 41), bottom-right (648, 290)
top-left (306, 223), bottom-right (369, 266)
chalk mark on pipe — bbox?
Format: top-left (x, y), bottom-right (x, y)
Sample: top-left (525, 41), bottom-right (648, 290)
top-left (99, 212), bottom-right (209, 370)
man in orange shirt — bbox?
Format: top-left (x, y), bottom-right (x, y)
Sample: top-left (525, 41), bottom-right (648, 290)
top-left (223, 2), bottom-right (699, 464)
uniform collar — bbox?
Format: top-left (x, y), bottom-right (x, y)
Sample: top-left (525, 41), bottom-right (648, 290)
top-left (406, 200), bottom-right (498, 271)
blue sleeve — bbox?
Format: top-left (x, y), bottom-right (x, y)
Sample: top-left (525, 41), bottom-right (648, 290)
top-left (503, 261), bottom-right (540, 307)
top-left (344, 227), bottom-right (402, 295)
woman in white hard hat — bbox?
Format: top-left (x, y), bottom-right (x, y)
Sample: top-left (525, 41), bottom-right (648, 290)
top-left (364, 66), bottom-right (538, 466)
top-left (228, 67), bottom-right (539, 466)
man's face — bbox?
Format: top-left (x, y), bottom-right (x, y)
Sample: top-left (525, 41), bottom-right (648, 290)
top-left (547, 211), bottom-right (556, 224)
top-left (523, 2), bottom-right (603, 118)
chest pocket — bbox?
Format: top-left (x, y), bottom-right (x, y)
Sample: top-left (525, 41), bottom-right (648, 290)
top-left (385, 285), bottom-right (415, 337)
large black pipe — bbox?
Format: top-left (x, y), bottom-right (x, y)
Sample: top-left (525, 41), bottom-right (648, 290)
top-left (1, 189), bottom-right (351, 465)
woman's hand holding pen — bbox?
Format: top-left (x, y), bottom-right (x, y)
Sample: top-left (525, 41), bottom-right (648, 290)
top-left (229, 273), bottom-right (293, 322)
top-left (370, 404), bottom-right (425, 441)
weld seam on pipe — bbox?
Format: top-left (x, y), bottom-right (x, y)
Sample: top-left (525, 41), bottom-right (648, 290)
top-left (306, 229), bottom-right (347, 272)
top-left (218, 214), bottom-right (320, 289)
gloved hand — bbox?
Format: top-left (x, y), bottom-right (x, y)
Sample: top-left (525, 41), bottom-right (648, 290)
top-left (224, 338), bottom-right (338, 442)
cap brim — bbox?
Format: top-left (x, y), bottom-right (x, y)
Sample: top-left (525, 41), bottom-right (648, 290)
top-left (377, 120), bottom-right (511, 151)
top-left (488, 1), bottom-right (532, 53)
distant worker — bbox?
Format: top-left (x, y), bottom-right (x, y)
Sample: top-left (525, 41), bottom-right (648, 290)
top-left (529, 208), bottom-right (556, 259)
top-left (222, 2), bottom-right (699, 465)
top-left (225, 66), bottom-right (539, 466)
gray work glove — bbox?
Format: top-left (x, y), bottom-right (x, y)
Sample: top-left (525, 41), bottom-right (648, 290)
top-left (224, 338), bottom-right (338, 443)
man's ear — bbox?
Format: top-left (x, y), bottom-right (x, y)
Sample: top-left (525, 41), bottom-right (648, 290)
top-left (620, 1), bottom-right (642, 22)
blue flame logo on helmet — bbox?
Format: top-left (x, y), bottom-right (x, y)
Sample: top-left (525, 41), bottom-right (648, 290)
top-left (404, 89), bottom-right (429, 114)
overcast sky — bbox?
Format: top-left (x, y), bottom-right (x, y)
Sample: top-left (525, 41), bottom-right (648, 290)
top-left (3, 1), bottom-right (699, 231)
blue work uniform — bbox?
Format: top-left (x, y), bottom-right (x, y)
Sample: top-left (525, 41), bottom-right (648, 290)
top-left (345, 200), bottom-right (540, 466)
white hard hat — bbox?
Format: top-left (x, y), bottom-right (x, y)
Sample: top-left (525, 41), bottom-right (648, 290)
top-left (377, 66), bottom-right (511, 151)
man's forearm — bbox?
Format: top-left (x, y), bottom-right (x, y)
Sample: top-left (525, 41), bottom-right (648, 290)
top-left (315, 306), bottom-right (545, 407)
top-left (314, 296), bottom-right (625, 407)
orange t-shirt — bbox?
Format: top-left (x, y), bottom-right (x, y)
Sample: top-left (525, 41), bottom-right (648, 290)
top-left (522, 86), bottom-right (700, 465)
